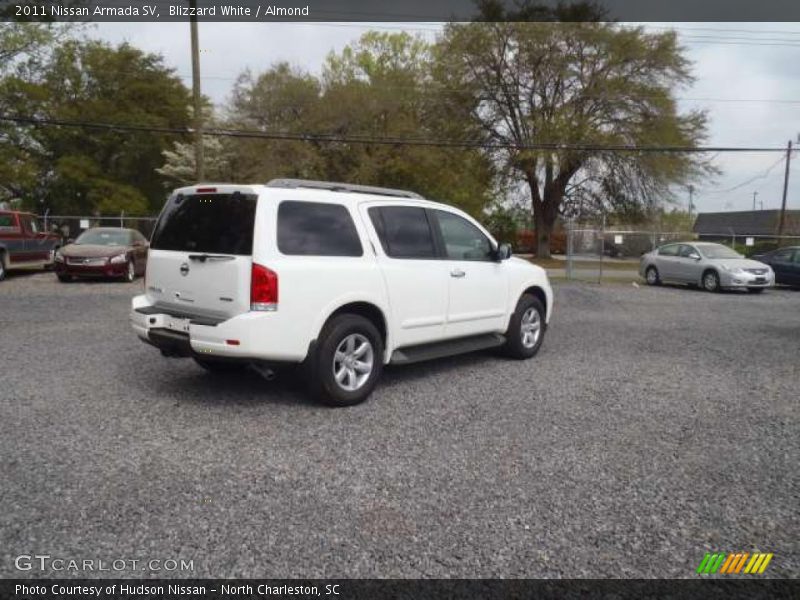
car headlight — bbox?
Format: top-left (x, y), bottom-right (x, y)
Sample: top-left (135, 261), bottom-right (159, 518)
top-left (109, 254), bottom-right (127, 264)
top-left (721, 265), bottom-right (743, 274)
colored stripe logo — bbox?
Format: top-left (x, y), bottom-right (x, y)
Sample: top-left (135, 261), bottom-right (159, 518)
top-left (697, 552), bottom-right (773, 574)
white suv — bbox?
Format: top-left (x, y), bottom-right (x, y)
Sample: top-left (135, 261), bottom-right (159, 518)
top-left (131, 179), bottom-right (553, 406)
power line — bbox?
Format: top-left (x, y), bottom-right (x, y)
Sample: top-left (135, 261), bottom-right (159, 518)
top-left (699, 155), bottom-right (788, 194)
top-left (0, 114), bottom-right (793, 153)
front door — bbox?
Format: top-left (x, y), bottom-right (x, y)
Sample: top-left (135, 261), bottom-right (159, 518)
top-left (431, 209), bottom-right (508, 339)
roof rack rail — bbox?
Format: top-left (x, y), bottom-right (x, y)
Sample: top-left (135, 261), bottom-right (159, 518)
top-left (265, 178), bottom-right (424, 199)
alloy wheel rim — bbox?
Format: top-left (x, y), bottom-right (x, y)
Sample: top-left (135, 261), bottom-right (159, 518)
top-left (333, 333), bottom-right (374, 392)
top-left (127, 262), bottom-right (134, 281)
top-left (647, 269), bottom-right (656, 284)
top-left (520, 307), bottom-right (541, 349)
top-left (704, 273), bottom-right (716, 290)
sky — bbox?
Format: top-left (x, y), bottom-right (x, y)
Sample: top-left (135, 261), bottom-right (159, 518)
top-left (87, 21), bottom-right (800, 214)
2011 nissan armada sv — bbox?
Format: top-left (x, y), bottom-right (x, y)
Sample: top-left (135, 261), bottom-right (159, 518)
top-left (131, 180), bottom-right (553, 406)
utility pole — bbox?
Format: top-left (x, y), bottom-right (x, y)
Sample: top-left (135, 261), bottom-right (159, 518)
top-left (688, 185), bottom-right (694, 220)
top-left (752, 191), bottom-right (758, 211)
top-left (189, 0), bottom-right (204, 182)
top-left (777, 140), bottom-right (792, 238)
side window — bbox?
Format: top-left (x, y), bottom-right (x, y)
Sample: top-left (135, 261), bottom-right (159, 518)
top-left (277, 201), bottom-right (363, 257)
top-left (368, 206), bottom-right (436, 259)
top-left (0, 214), bottom-right (17, 231)
top-left (678, 245), bottom-right (698, 258)
top-left (774, 249), bottom-right (793, 262)
top-left (793, 251), bottom-right (800, 264)
top-left (435, 210), bottom-right (493, 261)
top-left (659, 244), bottom-right (679, 256)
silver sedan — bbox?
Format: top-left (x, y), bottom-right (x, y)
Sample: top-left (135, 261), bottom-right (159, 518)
top-left (639, 242), bottom-right (775, 293)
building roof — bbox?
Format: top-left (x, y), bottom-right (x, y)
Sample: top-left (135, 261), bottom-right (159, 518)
top-left (693, 209), bottom-right (800, 236)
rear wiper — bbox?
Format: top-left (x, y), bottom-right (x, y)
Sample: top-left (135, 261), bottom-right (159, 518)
top-left (187, 254), bottom-right (235, 262)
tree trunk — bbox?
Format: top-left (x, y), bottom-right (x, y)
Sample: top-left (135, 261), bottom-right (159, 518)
top-left (534, 210), bottom-right (554, 259)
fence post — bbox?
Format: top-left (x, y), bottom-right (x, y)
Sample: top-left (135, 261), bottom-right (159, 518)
top-left (598, 213), bottom-right (605, 284)
top-left (566, 218), bottom-right (573, 280)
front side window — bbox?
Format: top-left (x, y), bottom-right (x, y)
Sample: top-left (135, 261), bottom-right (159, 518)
top-left (369, 206), bottom-right (436, 259)
top-left (678, 245), bottom-right (699, 258)
top-left (151, 192), bottom-right (257, 255)
top-left (773, 249), bottom-right (793, 262)
top-left (435, 210), bottom-right (494, 261)
top-left (277, 201), bottom-right (362, 257)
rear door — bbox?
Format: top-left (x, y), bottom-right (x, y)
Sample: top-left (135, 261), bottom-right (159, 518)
top-left (656, 244), bottom-right (681, 279)
top-left (0, 213), bottom-right (26, 263)
top-left (146, 186), bottom-right (258, 320)
top-left (363, 204), bottom-right (449, 348)
top-left (430, 209), bottom-right (507, 338)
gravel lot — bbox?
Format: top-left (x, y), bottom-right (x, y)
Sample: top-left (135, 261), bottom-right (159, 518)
top-left (1, 272), bottom-right (798, 578)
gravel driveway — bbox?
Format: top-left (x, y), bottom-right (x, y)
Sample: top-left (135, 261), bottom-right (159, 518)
top-left (1, 273), bottom-right (797, 578)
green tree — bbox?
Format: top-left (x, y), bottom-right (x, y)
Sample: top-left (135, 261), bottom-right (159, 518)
top-left (437, 7), bottom-right (711, 256)
top-left (1, 38), bottom-right (191, 214)
top-left (319, 32), bottom-right (495, 215)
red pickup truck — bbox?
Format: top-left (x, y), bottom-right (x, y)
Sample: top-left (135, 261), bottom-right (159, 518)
top-left (0, 210), bottom-right (62, 281)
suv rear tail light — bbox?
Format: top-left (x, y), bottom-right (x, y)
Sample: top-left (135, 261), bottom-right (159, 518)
top-left (251, 263), bottom-right (278, 311)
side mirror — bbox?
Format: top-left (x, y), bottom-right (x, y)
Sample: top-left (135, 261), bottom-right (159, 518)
top-left (495, 243), bottom-right (513, 261)
top-left (690, 253), bottom-right (701, 261)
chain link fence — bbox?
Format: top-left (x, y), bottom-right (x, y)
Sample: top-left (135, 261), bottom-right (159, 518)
top-left (562, 223), bottom-right (800, 283)
top-left (39, 214), bottom-right (158, 241)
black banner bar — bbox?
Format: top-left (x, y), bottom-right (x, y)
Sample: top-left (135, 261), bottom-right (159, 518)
top-left (3, 579), bottom-right (799, 600)
top-left (2, 0), bottom-right (800, 22)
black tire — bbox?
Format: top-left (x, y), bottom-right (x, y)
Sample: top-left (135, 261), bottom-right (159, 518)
top-left (702, 269), bottom-right (721, 293)
top-left (0, 253), bottom-right (6, 281)
top-left (747, 287), bottom-right (765, 294)
top-left (57, 274), bottom-right (72, 283)
top-left (502, 294), bottom-right (546, 360)
top-left (307, 313), bottom-right (384, 407)
top-left (193, 357), bottom-right (249, 372)
top-left (645, 266), bottom-right (661, 286)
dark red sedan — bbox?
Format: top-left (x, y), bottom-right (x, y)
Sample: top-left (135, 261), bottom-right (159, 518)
top-left (54, 227), bottom-right (148, 282)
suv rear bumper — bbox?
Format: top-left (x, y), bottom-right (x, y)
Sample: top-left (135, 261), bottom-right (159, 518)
top-left (130, 294), bottom-right (309, 362)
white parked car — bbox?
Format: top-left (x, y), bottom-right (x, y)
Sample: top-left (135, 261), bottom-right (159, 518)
top-left (131, 180), bottom-right (553, 406)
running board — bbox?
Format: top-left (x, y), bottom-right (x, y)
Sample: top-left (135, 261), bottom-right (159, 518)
top-left (390, 333), bottom-right (506, 365)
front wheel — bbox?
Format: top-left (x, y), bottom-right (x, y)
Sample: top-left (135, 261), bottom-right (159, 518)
top-left (702, 270), bottom-right (721, 293)
top-left (308, 314), bottom-right (384, 407)
top-left (502, 294), bottom-right (546, 359)
top-left (645, 266), bottom-right (661, 286)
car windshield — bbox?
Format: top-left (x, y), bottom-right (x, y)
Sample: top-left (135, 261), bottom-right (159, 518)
top-left (75, 230), bottom-right (130, 246)
top-left (698, 245), bottom-right (742, 259)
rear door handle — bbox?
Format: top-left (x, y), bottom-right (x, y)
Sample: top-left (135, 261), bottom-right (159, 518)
top-left (450, 269), bottom-right (466, 278)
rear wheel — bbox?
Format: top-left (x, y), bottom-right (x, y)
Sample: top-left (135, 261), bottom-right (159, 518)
top-left (645, 266), bottom-right (661, 286)
top-left (502, 294), bottom-right (546, 359)
top-left (702, 270), bottom-right (721, 293)
top-left (307, 314), bottom-right (383, 407)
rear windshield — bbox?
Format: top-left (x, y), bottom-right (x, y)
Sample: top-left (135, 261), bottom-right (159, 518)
top-left (151, 192), bottom-right (257, 255)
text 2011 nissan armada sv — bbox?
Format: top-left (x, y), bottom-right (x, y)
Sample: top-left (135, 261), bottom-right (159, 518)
top-left (131, 179), bottom-right (553, 406)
